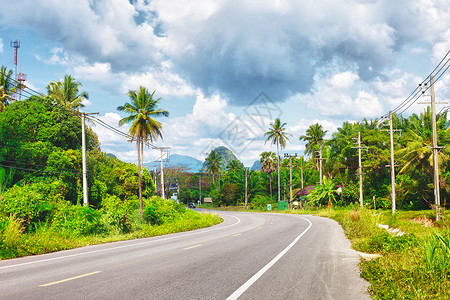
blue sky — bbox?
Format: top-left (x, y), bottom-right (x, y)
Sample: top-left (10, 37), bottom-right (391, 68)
top-left (1, 0), bottom-right (449, 166)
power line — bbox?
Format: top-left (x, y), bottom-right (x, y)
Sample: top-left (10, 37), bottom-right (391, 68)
top-left (383, 50), bottom-right (450, 117)
top-left (0, 163), bottom-right (82, 175)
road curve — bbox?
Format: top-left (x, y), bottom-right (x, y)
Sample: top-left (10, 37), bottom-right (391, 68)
top-left (0, 211), bottom-right (369, 299)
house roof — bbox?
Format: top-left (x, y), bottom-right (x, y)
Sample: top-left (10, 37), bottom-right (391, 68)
top-left (297, 185), bottom-right (316, 196)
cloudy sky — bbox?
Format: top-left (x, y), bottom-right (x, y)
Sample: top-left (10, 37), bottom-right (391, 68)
top-left (1, 0), bottom-right (449, 166)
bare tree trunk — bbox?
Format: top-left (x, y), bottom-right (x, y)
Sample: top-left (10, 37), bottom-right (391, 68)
top-left (269, 173), bottom-right (273, 199)
top-left (137, 138), bottom-right (143, 219)
top-left (277, 142), bottom-right (280, 202)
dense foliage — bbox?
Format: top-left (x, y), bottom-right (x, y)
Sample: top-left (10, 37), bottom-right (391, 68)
top-left (0, 80), bottom-right (220, 259)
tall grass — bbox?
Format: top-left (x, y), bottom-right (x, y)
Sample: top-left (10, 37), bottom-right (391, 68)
top-left (0, 200), bottom-right (223, 260)
top-left (322, 208), bottom-right (450, 299)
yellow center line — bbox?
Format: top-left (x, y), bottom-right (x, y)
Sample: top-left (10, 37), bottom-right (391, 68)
top-left (40, 271), bottom-right (102, 287)
top-left (233, 233), bottom-right (242, 237)
top-left (257, 227), bottom-right (263, 229)
top-left (183, 244), bottom-right (202, 250)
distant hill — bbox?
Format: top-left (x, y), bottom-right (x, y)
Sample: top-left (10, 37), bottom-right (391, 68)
top-left (143, 154), bottom-right (203, 172)
top-left (250, 160), bottom-right (262, 171)
top-left (106, 153), bottom-right (117, 159)
top-left (201, 146), bottom-right (241, 171)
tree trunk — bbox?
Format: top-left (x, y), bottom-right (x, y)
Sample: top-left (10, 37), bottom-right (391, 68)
top-left (137, 138), bottom-right (143, 219)
top-left (269, 173), bottom-right (273, 199)
top-left (277, 142), bottom-right (280, 202)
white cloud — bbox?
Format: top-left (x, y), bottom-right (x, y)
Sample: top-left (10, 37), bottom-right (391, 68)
top-left (297, 71), bottom-right (383, 118)
top-left (0, 38), bottom-right (3, 53)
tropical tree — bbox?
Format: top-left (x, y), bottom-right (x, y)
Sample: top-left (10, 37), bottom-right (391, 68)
top-left (306, 177), bottom-right (338, 207)
top-left (264, 118), bottom-right (291, 202)
top-left (117, 87), bottom-right (168, 218)
top-left (260, 151), bottom-right (276, 199)
top-left (0, 66), bottom-right (16, 112)
top-left (204, 150), bottom-right (223, 187)
top-left (227, 159), bottom-right (243, 172)
top-left (299, 123), bottom-right (328, 169)
top-left (47, 75), bottom-right (88, 111)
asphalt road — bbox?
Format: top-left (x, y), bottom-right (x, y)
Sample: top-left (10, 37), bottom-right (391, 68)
top-left (0, 211), bottom-right (369, 299)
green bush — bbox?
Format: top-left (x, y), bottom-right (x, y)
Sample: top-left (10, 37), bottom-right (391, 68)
top-left (100, 194), bottom-right (132, 234)
top-left (0, 183), bottom-right (53, 230)
top-left (143, 197), bottom-right (185, 225)
top-left (51, 201), bottom-right (102, 237)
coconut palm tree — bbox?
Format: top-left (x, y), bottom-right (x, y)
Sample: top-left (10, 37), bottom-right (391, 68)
top-left (47, 75), bottom-right (88, 111)
top-left (299, 123), bottom-right (328, 169)
top-left (0, 66), bottom-right (16, 112)
top-left (259, 151), bottom-right (276, 199)
top-left (264, 118), bottom-right (291, 202)
top-left (117, 87), bottom-right (169, 218)
top-left (227, 159), bottom-right (243, 172)
top-left (204, 150), bottom-right (223, 187)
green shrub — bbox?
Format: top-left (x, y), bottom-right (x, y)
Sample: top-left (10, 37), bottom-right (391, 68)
top-left (100, 194), bottom-right (132, 234)
top-left (51, 201), bottom-right (102, 236)
top-left (143, 197), bottom-right (184, 225)
top-left (0, 184), bottom-right (53, 229)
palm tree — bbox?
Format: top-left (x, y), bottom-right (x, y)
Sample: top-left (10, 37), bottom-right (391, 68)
top-left (204, 150), bottom-right (223, 187)
top-left (117, 87), bottom-right (169, 218)
top-left (259, 151), bottom-right (276, 199)
top-left (264, 118), bottom-right (291, 202)
top-left (47, 75), bottom-right (88, 111)
top-left (0, 66), bottom-right (16, 112)
top-left (299, 123), bottom-right (328, 169)
top-left (227, 159), bottom-right (243, 172)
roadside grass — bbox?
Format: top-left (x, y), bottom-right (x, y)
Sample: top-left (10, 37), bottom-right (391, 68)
top-left (0, 209), bottom-right (222, 260)
top-left (314, 207), bottom-right (450, 299)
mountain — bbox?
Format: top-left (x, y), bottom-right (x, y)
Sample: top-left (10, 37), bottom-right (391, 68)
top-left (201, 146), bottom-right (241, 171)
top-left (143, 154), bottom-right (203, 172)
top-left (250, 160), bottom-right (262, 171)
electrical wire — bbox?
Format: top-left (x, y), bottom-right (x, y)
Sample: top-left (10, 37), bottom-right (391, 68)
top-left (382, 51), bottom-right (450, 118)
top-left (0, 163), bottom-right (82, 175)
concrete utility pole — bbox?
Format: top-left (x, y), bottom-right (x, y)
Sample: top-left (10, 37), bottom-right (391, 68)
top-left (430, 76), bottom-right (442, 221)
top-left (380, 111), bottom-right (401, 214)
top-left (156, 147), bottom-right (170, 199)
top-left (358, 133), bottom-right (363, 207)
top-left (419, 76), bottom-right (446, 221)
top-left (81, 112), bottom-right (98, 206)
top-left (160, 148), bottom-right (165, 199)
top-left (352, 132), bottom-right (367, 207)
top-left (300, 156), bottom-right (304, 189)
top-left (284, 153), bottom-right (297, 210)
top-left (389, 111), bottom-right (398, 214)
top-left (319, 145), bottom-right (323, 185)
top-left (199, 174), bottom-right (202, 203)
top-left (245, 168), bottom-right (248, 209)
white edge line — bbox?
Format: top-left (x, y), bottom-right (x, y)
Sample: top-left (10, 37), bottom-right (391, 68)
top-left (0, 214), bottom-right (241, 270)
top-left (226, 216), bottom-right (312, 300)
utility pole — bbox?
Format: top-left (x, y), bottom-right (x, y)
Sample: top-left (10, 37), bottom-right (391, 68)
top-left (156, 147), bottom-right (170, 199)
top-left (431, 76), bottom-right (441, 221)
top-left (81, 112), bottom-right (98, 206)
top-left (160, 148), bottom-right (165, 199)
top-left (245, 168), bottom-right (248, 209)
top-left (316, 146), bottom-right (324, 185)
top-left (153, 166), bottom-right (157, 192)
top-left (284, 153), bottom-right (297, 209)
top-left (380, 111), bottom-right (401, 214)
top-left (352, 132), bottom-right (367, 207)
top-left (419, 76), bottom-right (446, 221)
top-left (199, 174), bottom-right (202, 203)
top-left (300, 156), bottom-right (304, 189)
top-left (388, 111), bottom-right (398, 214)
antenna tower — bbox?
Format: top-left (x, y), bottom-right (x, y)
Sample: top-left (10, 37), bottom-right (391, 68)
top-left (10, 39), bottom-right (27, 100)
